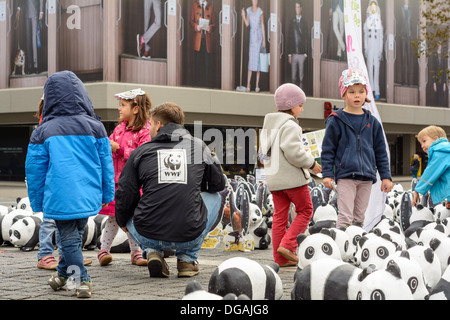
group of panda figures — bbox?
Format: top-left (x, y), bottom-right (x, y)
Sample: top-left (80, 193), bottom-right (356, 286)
top-left (187, 177), bottom-right (450, 300)
top-left (1, 176), bottom-right (449, 300)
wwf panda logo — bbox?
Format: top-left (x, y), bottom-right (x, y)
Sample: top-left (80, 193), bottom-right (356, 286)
top-left (164, 154), bottom-right (182, 171)
top-left (157, 149), bottom-right (187, 184)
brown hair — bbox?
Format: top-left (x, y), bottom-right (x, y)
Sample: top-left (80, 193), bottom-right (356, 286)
top-left (34, 100), bottom-right (44, 120)
top-left (150, 102), bottom-right (185, 125)
top-left (417, 126), bottom-right (447, 141)
top-left (119, 93), bottom-right (152, 132)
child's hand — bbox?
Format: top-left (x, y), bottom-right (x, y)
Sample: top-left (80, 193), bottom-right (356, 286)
top-left (311, 162), bottom-right (322, 175)
top-left (412, 191), bottom-right (420, 207)
top-left (380, 179), bottom-right (393, 193)
top-left (323, 177), bottom-right (334, 190)
top-left (110, 140), bottom-right (120, 153)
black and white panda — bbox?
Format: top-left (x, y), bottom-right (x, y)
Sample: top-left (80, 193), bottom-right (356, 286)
top-left (428, 266), bottom-right (450, 300)
top-left (1, 209), bottom-right (33, 245)
top-left (429, 236), bottom-right (450, 275)
top-left (353, 233), bottom-right (398, 270)
top-left (82, 216), bottom-right (98, 250)
top-left (296, 229), bottom-right (342, 270)
top-left (404, 205), bottom-right (435, 238)
top-left (407, 245), bottom-right (442, 289)
top-left (183, 281), bottom-right (250, 300)
top-left (8, 215), bottom-right (43, 251)
top-left (208, 257), bottom-right (283, 300)
top-left (291, 258), bottom-right (364, 300)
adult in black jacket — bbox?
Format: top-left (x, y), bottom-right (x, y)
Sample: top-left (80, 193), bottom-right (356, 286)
top-left (115, 102), bottom-right (225, 278)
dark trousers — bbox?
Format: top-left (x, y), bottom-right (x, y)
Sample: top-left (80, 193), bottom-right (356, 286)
top-left (194, 38), bottom-right (210, 88)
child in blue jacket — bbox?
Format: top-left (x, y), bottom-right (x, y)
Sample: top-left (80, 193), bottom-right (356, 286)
top-left (321, 68), bottom-right (392, 228)
top-left (412, 126), bottom-right (450, 206)
top-left (25, 71), bottom-right (115, 298)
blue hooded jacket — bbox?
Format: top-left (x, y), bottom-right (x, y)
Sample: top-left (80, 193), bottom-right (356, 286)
top-left (414, 138), bottom-right (450, 204)
top-left (25, 71), bottom-right (115, 220)
top-left (321, 108), bottom-right (391, 183)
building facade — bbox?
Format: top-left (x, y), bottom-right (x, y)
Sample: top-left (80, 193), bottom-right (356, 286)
top-left (0, 0), bottom-right (449, 181)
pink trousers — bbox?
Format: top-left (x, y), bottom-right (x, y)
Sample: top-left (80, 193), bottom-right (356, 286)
top-left (336, 179), bottom-right (373, 228)
top-left (271, 185), bottom-right (313, 265)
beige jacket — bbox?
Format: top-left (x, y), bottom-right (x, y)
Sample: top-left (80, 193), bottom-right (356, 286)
top-left (259, 112), bottom-right (315, 192)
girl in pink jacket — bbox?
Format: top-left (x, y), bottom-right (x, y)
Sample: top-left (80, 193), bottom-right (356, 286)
top-left (98, 89), bottom-right (152, 267)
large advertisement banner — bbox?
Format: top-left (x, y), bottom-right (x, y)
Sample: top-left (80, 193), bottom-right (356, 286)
top-left (344, 0), bottom-right (390, 231)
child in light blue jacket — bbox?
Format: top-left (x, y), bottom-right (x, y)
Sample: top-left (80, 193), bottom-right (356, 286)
top-left (26, 71), bottom-right (115, 298)
top-left (413, 126), bottom-right (450, 206)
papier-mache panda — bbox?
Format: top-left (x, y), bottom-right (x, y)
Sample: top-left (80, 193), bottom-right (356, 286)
top-left (208, 257), bottom-right (283, 300)
top-left (8, 214), bottom-right (43, 251)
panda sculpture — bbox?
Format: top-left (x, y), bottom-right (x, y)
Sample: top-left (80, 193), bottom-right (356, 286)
top-left (358, 261), bottom-right (414, 300)
top-left (1, 209), bottom-right (33, 245)
top-left (428, 265), bottom-right (450, 300)
top-left (353, 233), bottom-right (398, 270)
top-left (183, 281), bottom-right (250, 300)
top-left (404, 205), bottom-right (435, 238)
top-left (328, 228), bottom-right (353, 262)
top-left (8, 214), bottom-right (43, 251)
top-left (344, 222), bottom-right (367, 260)
top-left (434, 203), bottom-right (450, 221)
top-left (291, 258), bottom-right (365, 300)
top-left (16, 197), bottom-right (32, 212)
top-left (429, 237), bottom-right (450, 274)
top-left (308, 204), bottom-right (337, 234)
top-left (208, 257), bottom-right (283, 300)
top-left (383, 251), bottom-right (430, 300)
top-left (406, 245), bottom-right (442, 289)
top-left (296, 229), bottom-right (342, 270)
top-left (248, 198), bottom-right (271, 250)
top-left (82, 216), bottom-right (98, 250)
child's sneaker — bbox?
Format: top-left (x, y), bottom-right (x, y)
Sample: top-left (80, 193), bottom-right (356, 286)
top-left (37, 255), bottom-right (58, 270)
top-left (48, 272), bottom-right (66, 291)
top-left (131, 250), bottom-right (147, 266)
top-left (76, 281), bottom-right (93, 299)
top-left (97, 249), bottom-right (113, 266)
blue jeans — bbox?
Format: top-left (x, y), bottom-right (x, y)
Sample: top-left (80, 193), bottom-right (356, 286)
top-left (126, 192), bottom-right (221, 263)
top-left (55, 218), bottom-right (90, 282)
top-left (37, 218), bottom-right (61, 261)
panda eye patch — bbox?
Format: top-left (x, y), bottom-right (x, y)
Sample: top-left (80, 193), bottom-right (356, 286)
top-left (408, 277), bottom-right (418, 293)
top-left (361, 248), bottom-right (369, 262)
top-left (376, 246), bottom-right (388, 259)
top-left (305, 247), bottom-right (315, 259)
top-left (371, 290), bottom-right (385, 300)
top-left (23, 220), bottom-right (29, 226)
top-left (322, 243), bottom-right (333, 255)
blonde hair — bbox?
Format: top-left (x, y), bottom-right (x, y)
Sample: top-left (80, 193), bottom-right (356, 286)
top-left (413, 154), bottom-right (419, 160)
top-left (417, 126), bottom-right (447, 141)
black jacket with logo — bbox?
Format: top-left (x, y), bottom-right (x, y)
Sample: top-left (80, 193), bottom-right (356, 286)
top-left (115, 123), bottom-right (225, 242)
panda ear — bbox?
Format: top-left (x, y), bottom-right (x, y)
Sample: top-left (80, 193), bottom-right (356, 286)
top-left (423, 248), bottom-right (435, 264)
top-left (358, 235), bottom-right (368, 248)
top-left (399, 250), bottom-right (410, 259)
top-left (320, 228), bottom-right (336, 240)
top-left (429, 238), bottom-right (441, 251)
top-left (373, 228), bottom-right (382, 236)
top-left (185, 281), bottom-right (203, 295)
top-left (297, 234), bottom-right (308, 245)
top-left (386, 260), bottom-right (402, 279)
top-left (358, 264), bottom-right (376, 282)
top-left (268, 263), bottom-right (280, 273)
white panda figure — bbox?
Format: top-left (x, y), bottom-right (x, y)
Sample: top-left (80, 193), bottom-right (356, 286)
top-left (208, 257), bottom-right (283, 300)
top-left (428, 265), bottom-right (450, 300)
top-left (429, 237), bottom-right (450, 275)
top-left (423, 219), bottom-right (449, 237)
top-left (1, 209), bottom-right (33, 245)
top-left (328, 228), bottom-right (353, 262)
top-left (344, 222), bottom-right (367, 262)
top-left (248, 202), bottom-right (271, 250)
top-left (110, 227), bottom-right (130, 253)
top-left (183, 281), bottom-right (250, 300)
top-left (353, 233), bottom-right (398, 270)
top-left (358, 260), bottom-right (414, 300)
top-left (82, 216), bottom-right (97, 250)
top-left (16, 197), bottom-right (32, 212)
top-left (291, 258), bottom-right (365, 300)
top-left (410, 227), bottom-right (447, 247)
top-left (308, 204), bottom-right (337, 234)
top-left (0, 205), bottom-right (10, 217)
top-left (383, 203), bottom-right (395, 220)
top-left (434, 203), bottom-right (450, 221)
top-left (372, 226), bottom-right (406, 250)
top-left (296, 229), bottom-right (342, 270)
top-left (383, 251), bottom-right (429, 300)
top-left (404, 205), bottom-right (435, 238)
top-left (406, 245), bottom-right (442, 289)
top-left (8, 215), bottom-right (43, 251)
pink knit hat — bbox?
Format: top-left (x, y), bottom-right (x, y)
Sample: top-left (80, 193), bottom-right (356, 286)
top-left (274, 84), bottom-right (306, 111)
top-left (339, 68), bottom-right (369, 98)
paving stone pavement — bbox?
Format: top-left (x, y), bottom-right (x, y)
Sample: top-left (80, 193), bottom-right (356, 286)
top-left (0, 178), bottom-right (412, 302)
top-left (0, 181), bottom-right (296, 301)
